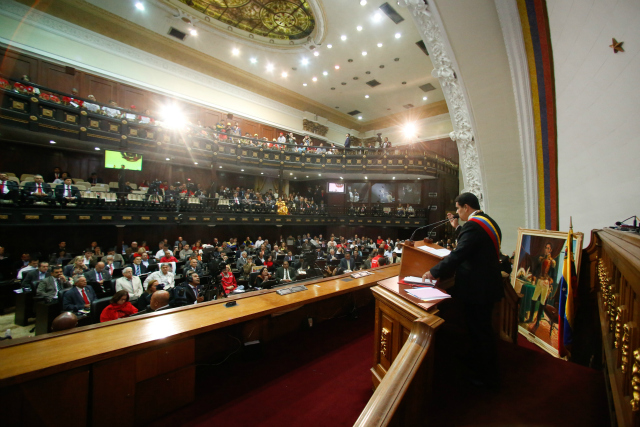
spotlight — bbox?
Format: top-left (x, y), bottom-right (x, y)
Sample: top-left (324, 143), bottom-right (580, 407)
top-left (49, 140), bottom-right (56, 144)
top-left (341, 35), bottom-right (347, 41)
top-left (362, 51), bottom-right (367, 56)
top-left (281, 72), bottom-right (288, 78)
top-left (189, 28), bottom-right (197, 36)
top-left (301, 58), bottom-right (309, 65)
top-left (357, 26), bottom-right (363, 31)
top-left (312, 77), bottom-right (317, 82)
top-left (373, 12), bottom-right (382, 22)
top-left (194, 162), bottom-right (198, 165)
top-left (365, 95), bottom-right (369, 98)
top-left (335, 65), bottom-right (340, 70)
top-left (219, 166), bottom-right (223, 169)
top-left (303, 83), bottom-right (307, 86)
top-left (250, 57), bottom-right (257, 64)
top-left (261, 172), bottom-right (264, 175)
top-left (377, 43), bottom-right (383, 47)
top-left (94, 147), bottom-right (100, 151)
top-left (403, 122), bottom-right (417, 137)
top-left (395, 33), bottom-right (401, 39)
top-left (266, 63), bottom-right (274, 72)
top-left (159, 104), bottom-right (186, 130)
top-left (358, 116), bottom-right (362, 120)
top-left (290, 172), bottom-right (293, 175)
top-left (166, 158), bottom-right (170, 161)
top-left (327, 44), bottom-right (332, 48)
top-left (313, 51), bottom-right (320, 57)
top-left (232, 48), bottom-right (240, 55)
top-left (360, 0), bottom-right (367, 5)
top-left (423, 96), bottom-right (427, 101)
top-left (135, 2), bottom-right (144, 11)
top-left (241, 169), bottom-right (244, 172)
top-left (365, 176), bottom-right (368, 179)
top-left (392, 176), bottom-right (396, 180)
top-left (340, 177), bottom-right (343, 179)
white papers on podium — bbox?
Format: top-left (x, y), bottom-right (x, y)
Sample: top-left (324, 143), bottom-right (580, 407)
top-left (416, 245), bottom-right (451, 257)
top-left (402, 276), bottom-right (436, 286)
top-left (405, 287), bottom-right (451, 301)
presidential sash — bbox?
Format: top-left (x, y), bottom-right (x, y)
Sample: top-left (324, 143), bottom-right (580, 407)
top-left (468, 214), bottom-right (501, 256)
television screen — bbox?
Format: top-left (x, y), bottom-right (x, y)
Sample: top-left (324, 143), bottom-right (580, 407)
top-left (327, 182), bottom-right (345, 193)
top-left (398, 182), bottom-right (421, 204)
top-left (372, 183), bottom-right (396, 203)
top-left (105, 151), bottom-right (143, 171)
top-left (347, 183), bottom-right (369, 203)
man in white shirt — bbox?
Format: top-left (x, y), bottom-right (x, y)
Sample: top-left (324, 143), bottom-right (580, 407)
top-left (82, 250), bottom-right (93, 268)
top-left (255, 237), bottom-right (264, 249)
top-left (144, 263), bottom-right (175, 290)
top-left (17, 259), bottom-right (38, 280)
top-left (155, 242), bottom-right (167, 260)
top-left (116, 267), bottom-right (143, 302)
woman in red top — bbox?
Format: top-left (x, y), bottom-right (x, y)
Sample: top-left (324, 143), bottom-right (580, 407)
top-left (221, 264), bottom-right (237, 295)
top-left (264, 255), bottom-right (274, 270)
top-left (100, 290), bottom-right (138, 322)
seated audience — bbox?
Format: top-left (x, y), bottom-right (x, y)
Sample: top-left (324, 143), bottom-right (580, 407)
top-left (0, 172), bottom-right (19, 201)
top-left (254, 267), bottom-right (271, 288)
top-left (22, 261), bottom-right (49, 289)
top-left (160, 249), bottom-right (178, 263)
top-left (63, 256), bottom-right (88, 277)
top-left (55, 177), bottom-right (81, 205)
top-left (86, 172), bottom-right (103, 184)
top-left (137, 279), bottom-right (157, 311)
top-left (339, 253), bottom-right (356, 272)
top-left (144, 263), bottom-right (175, 290)
top-left (23, 175), bottom-right (53, 204)
top-left (275, 261), bottom-right (296, 283)
top-left (62, 276), bottom-right (96, 312)
top-left (179, 244), bottom-right (194, 260)
top-left (184, 257), bottom-right (204, 277)
top-left (100, 290), bottom-right (138, 322)
top-left (17, 258), bottom-right (38, 280)
top-left (115, 266), bottom-right (143, 302)
top-left (137, 289), bottom-right (171, 314)
top-left (181, 272), bottom-right (204, 304)
top-left (36, 265), bottom-right (71, 301)
top-left (84, 261), bottom-right (112, 293)
top-left (221, 264), bottom-right (238, 294)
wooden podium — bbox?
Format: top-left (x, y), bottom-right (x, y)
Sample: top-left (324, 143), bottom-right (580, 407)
top-left (370, 241), bottom-right (449, 388)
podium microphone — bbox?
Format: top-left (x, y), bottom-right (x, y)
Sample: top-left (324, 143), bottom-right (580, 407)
top-left (409, 214), bottom-right (458, 241)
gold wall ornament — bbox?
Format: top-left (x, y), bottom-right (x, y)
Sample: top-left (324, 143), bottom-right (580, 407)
top-left (631, 349), bottom-right (640, 411)
top-left (615, 305), bottom-right (627, 348)
top-left (610, 293), bottom-right (620, 332)
top-left (302, 119), bottom-right (329, 136)
top-left (380, 327), bottom-right (390, 361)
top-left (622, 323), bottom-right (637, 374)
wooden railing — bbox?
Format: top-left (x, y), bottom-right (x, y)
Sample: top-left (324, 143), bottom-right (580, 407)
top-left (355, 314), bottom-right (443, 427)
top-left (587, 228), bottom-right (640, 427)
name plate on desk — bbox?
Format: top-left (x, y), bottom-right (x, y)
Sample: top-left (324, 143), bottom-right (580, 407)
top-left (276, 285), bottom-right (308, 295)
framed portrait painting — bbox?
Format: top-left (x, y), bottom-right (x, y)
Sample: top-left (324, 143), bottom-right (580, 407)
top-left (511, 228), bottom-right (583, 357)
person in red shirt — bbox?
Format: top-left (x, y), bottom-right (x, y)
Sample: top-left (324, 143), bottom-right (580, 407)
top-left (370, 248), bottom-right (386, 268)
top-left (159, 249), bottom-right (178, 263)
top-left (100, 290), bottom-right (138, 322)
top-left (221, 264), bottom-right (237, 295)
top-left (376, 236), bottom-right (384, 245)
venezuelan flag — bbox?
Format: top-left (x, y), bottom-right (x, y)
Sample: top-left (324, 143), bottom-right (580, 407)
top-left (558, 229), bottom-right (577, 354)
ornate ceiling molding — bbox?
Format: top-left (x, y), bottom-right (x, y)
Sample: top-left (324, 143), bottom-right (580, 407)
top-left (495, 0), bottom-right (538, 229)
top-left (398, 0), bottom-right (485, 208)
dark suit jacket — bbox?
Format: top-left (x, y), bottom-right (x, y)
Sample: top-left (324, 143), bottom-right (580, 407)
top-left (62, 286), bottom-right (97, 311)
top-left (339, 258), bottom-right (356, 271)
top-left (55, 184), bottom-right (82, 200)
top-left (23, 182), bottom-right (52, 196)
top-left (86, 177), bottom-right (104, 184)
top-left (63, 264), bottom-right (88, 278)
top-left (37, 275), bottom-right (71, 300)
top-left (275, 267), bottom-right (297, 281)
top-left (344, 136), bottom-right (351, 148)
top-left (84, 268), bottom-right (112, 284)
top-left (22, 269), bottom-right (49, 289)
top-left (183, 284), bottom-right (200, 305)
top-left (128, 263), bottom-right (149, 276)
top-left (430, 212), bottom-right (503, 304)
top-left (0, 180), bottom-right (18, 192)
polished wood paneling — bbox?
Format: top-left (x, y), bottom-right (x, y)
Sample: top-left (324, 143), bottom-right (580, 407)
top-left (92, 355), bottom-right (136, 427)
top-left (119, 83), bottom-right (147, 112)
top-left (135, 365), bottom-right (195, 424)
top-left (0, 49), bottom-right (37, 81)
top-left (38, 61), bottom-right (80, 94)
top-left (84, 74), bottom-right (118, 104)
top-left (260, 124), bottom-right (276, 141)
top-left (135, 338), bottom-right (194, 382)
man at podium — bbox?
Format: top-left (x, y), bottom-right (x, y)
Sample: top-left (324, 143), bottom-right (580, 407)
top-left (422, 192), bottom-right (503, 387)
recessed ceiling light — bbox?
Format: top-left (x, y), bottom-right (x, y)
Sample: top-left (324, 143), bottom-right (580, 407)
top-left (189, 28), bottom-right (197, 36)
top-left (294, 177), bottom-right (297, 179)
top-left (266, 63), bottom-right (274, 72)
top-left (94, 147), bottom-right (100, 151)
top-left (241, 169), bottom-right (244, 171)
top-left (373, 12), bottom-right (382, 22)
top-left (312, 77), bottom-right (317, 82)
top-left (392, 176), bottom-right (396, 180)
top-left (166, 158), bottom-right (170, 161)
top-left (219, 166), bottom-right (223, 168)
top-left (313, 51), bottom-right (320, 57)
top-left (358, 116), bottom-right (362, 120)
top-left (341, 35), bottom-right (347, 41)
top-left (362, 51), bottom-right (367, 56)
top-left (357, 26), bottom-right (363, 31)
top-left (360, 0), bottom-right (367, 5)
top-left (232, 48), bottom-right (240, 55)
top-left (261, 172), bottom-right (264, 175)
top-left (49, 140), bottom-right (56, 144)
top-left (327, 44), bottom-right (332, 48)
top-left (377, 43), bottom-right (383, 47)
top-left (250, 57), bottom-right (257, 64)
top-left (303, 83), bottom-right (307, 86)
top-left (318, 174), bottom-right (322, 176)
top-left (290, 172), bottom-right (293, 175)
top-left (417, 178), bottom-right (421, 180)
top-left (423, 96), bottom-right (428, 101)
top-left (281, 71), bottom-right (288, 77)
top-left (194, 162), bottom-right (198, 165)
top-left (301, 58), bottom-right (309, 65)
top-left (135, 2), bottom-right (144, 11)
top-left (306, 176), bottom-right (309, 178)
top-left (335, 65), bottom-right (340, 70)
top-left (323, 71), bottom-right (328, 76)
top-left (395, 33), bottom-right (401, 39)
top-left (365, 176), bottom-right (368, 179)
top-left (365, 95), bottom-right (369, 98)
top-left (340, 177), bottom-right (343, 179)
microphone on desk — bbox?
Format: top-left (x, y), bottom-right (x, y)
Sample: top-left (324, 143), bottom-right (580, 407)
top-left (408, 214), bottom-right (459, 241)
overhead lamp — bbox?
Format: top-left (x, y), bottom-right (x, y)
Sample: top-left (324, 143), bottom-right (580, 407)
top-left (94, 147), bottom-right (100, 151)
top-left (189, 28), bottom-right (197, 36)
top-left (358, 116), bottom-right (362, 120)
top-left (395, 33), bottom-right (401, 39)
top-left (303, 83), bottom-right (307, 86)
top-left (365, 95), bottom-right (369, 98)
top-left (250, 57), bottom-right (257, 64)
top-left (362, 51), bottom-right (367, 56)
top-left (327, 44), bottom-right (332, 48)
top-left (373, 12), bottom-right (382, 22)
top-left (313, 51), bottom-right (320, 57)
top-left (360, 0), bottom-right (367, 5)
top-left (335, 65), bottom-right (340, 70)
top-left (241, 169), bottom-right (244, 172)
top-left (377, 43), bottom-right (383, 47)
top-left (365, 176), bottom-right (368, 179)
top-left (290, 172), bottom-right (293, 175)
top-left (417, 178), bottom-right (421, 180)
top-left (301, 58), bottom-right (309, 65)
top-left (423, 96), bottom-right (428, 101)
top-left (323, 71), bottom-right (328, 76)
top-left (340, 177), bottom-right (343, 179)
top-left (318, 174), bottom-right (322, 176)
top-left (341, 35), bottom-right (347, 41)
top-left (159, 104), bottom-right (186, 130)
top-left (357, 26), bottom-right (363, 31)
top-left (312, 77), bottom-right (318, 82)
top-left (281, 72), bottom-right (288, 78)
top-left (49, 140), bottom-right (56, 144)
top-left (166, 158), bottom-right (170, 161)
top-left (294, 177), bottom-right (297, 179)
top-left (306, 176), bottom-right (309, 178)
top-left (392, 176), bottom-right (396, 180)
top-left (261, 172), bottom-right (264, 175)
top-left (219, 166), bottom-right (223, 169)
top-left (232, 48), bottom-right (240, 55)
top-left (194, 162), bottom-right (198, 165)
top-left (403, 122), bottom-right (417, 137)
top-left (135, 2), bottom-right (144, 11)
top-left (266, 63), bottom-right (274, 72)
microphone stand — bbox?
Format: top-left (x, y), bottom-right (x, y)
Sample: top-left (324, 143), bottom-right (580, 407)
top-left (407, 218), bottom-right (451, 244)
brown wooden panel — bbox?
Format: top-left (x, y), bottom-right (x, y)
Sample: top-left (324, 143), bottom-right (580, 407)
top-left (135, 338), bottom-right (194, 382)
top-left (21, 368), bottom-right (90, 427)
top-left (119, 84), bottom-right (147, 113)
top-left (243, 120), bottom-right (259, 138)
top-left (38, 61), bottom-right (81, 94)
top-left (92, 354), bottom-right (136, 427)
top-left (0, 50), bottom-right (38, 81)
top-left (135, 365), bottom-right (195, 424)
top-left (202, 110), bottom-right (222, 128)
top-left (260, 124), bottom-right (276, 141)
top-left (84, 75), bottom-right (118, 104)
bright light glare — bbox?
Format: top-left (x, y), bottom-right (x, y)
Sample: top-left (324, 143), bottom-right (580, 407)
top-left (327, 44), bottom-right (332, 48)
top-left (281, 72), bottom-right (288, 78)
top-left (341, 35), bottom-right (347, 41)
top-left (360, 0), bottom-right (367, 5)
top-left (159, 104), bottom-right (187, 130)
top-left (335, 65), bottom-right (340, 70)
top-left (404, 122), bottom-right (417, 137)
top-left (373, 12), bottom-right (382, 22)
top-left (135, 2), bottom-right (144, 11)
top-left (189, 28), bottom-right (197, 36)
top-left (250, 58), bottom-right (257, 64)
top-left (395, 33), bottom-right (401, 39)
top-left (365, 95), bottom-right (369, 98)
top-left (49, 140), bottom-right (56, 144)
top-left (357, 26), bottom-right (363, 31)
top-left (313, 51), bottom-right (320, 57)
top-left (362, 51), bottom-right (367, 56)
top-left (301, 58), bottom-right (309, 65)
top-left (303, 83), bottom-right (307, 86)
top-left (232, 48), bottom-right (240, 55)
top-left (358, 116), bottom-right (362, 120)
top-left (312, 77), bottom-right (318, 82)
top-left (94, 147), bottom-right (100, 151)
top-left (423, 96), bottom-right (428, 101)
top-left (266, 63), bottom-right (274, 72)
top-left (377, 43), bottom-right (383, 47)
top-left (323, 71), bottom-right (328, 76)
top-left (194, 162), bottom-right (198, 165)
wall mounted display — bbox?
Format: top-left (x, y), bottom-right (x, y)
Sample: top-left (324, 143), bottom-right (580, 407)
top-left (397, 182), bottom-right (421, 204)
top-left (347, 183), bottom-right (369, 203)
top-left (371, 183), bottom-right (396, 204)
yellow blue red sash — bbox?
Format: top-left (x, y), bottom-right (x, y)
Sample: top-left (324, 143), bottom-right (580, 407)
top-left (468, 215), bottom-right (501, 256)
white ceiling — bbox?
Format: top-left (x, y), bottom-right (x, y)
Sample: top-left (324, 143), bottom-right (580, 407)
top-left (85, 0), bottom-right (444, 122)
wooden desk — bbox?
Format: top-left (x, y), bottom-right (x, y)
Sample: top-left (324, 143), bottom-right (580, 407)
top-left (0, 265), bottom-right (400, 427)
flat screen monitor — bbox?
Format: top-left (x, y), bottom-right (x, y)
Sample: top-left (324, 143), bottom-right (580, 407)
top-left (327, 182), bottom-right (345, 193)
top-left (105, 151), bottom-right (143, 171)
